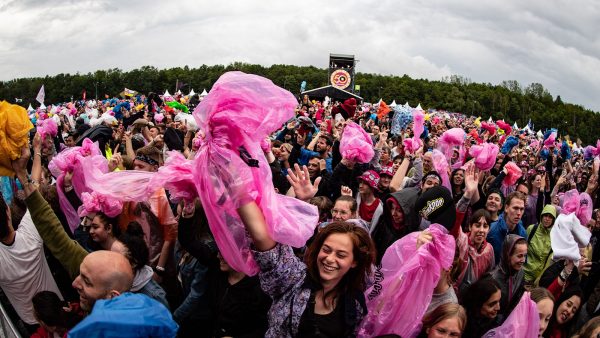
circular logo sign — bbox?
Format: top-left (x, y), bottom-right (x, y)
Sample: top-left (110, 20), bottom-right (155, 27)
top-left (330, 69), bottom-right (351, 89)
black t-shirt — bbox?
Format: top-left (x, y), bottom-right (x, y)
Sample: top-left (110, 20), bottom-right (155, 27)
top-left (297, 291), bottom-right (346, 338)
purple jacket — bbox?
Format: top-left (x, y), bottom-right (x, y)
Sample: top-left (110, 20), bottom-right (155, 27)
top-left (253, 244), bottom-right (366, 337)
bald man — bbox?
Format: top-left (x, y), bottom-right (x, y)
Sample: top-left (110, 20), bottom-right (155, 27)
top-left (72, 251), bottom-right (134, 311)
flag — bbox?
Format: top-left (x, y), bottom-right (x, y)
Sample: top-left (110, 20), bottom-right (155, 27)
top-left (120, 88), bottom-right (138, 97)
top-left (36, 85), bottom-right (45, 104)
top-left (176, 80), bottom-right (188, 91)
top-left (82, 90), bottom-right (87, 101)
top-left (376, 101), bottom-right (391, 120)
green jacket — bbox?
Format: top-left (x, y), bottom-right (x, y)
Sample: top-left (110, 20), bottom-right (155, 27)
top-left (524, 205), bottom-right (556, 283)
top-left (25, 190), bottom-right (88, 279)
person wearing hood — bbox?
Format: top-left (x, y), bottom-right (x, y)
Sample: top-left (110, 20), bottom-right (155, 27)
top-left (370, 188), bottom-right (417, 265)
top-left (524, 205), bottom-right (557, 285)
top-left (491, 234), bottom-right (527, 323)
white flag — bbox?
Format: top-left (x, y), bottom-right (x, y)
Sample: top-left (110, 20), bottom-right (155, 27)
top-left (36, 85), bottom-right (45, 104)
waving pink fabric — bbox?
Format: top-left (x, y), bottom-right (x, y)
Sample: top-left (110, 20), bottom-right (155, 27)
top-left (432, 150), bottom-right (451, 193)
top-left (37, 118), bottom-right (58, 141)
top-left (403, 110), bottom-right (424, 154)
top-left (148, 151), bottom-right (197, 203)
top-left (340, 121), bottom-right (374, 163)
top-left (48, 139), bottom-right (107, 232)
top-left (544, 131), bottom-right (557, 147)
top-left (496, 120), bottom-right (512, 135)
top-left (78, 191), bottom-right (123, 218)
top-left (502, 161), bottom-right (522, 186)
top-left (190, 71), bottom-right (319, 275)
top-left (438, 128), bottom-right (465, 160)
top-left (481, 122), bottom-right (497, 135)
top-left (358, 224), bottom-right (455, 338)
top-left (561, 189), bottom-right (593, 226)
top-left (482, 292), bottom-right (539, 338)
top-left (469, 143), bottom-right (500, 171)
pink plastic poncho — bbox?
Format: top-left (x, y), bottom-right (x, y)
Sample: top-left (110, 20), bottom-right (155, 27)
top-left (340, 121), bottom-right (374, 163)
top-left (48, 139), bottom-right (107, 232)
top-left (502, 161), bottom-right (523, 186)
top-left (481, 122), bottom-right (497, 135)
top-left (190, 71), bottom-right (318, 275)
top-left (544, 130), bottom-right (557, 147)
top-left (78, 191), bottom-right (123, 218)
top-left (37, 117), bottom-right (58, 141)
top-left (438, 128), bottom-right (465, 160)
top-left (432, 150), bottom-right (452, 194)
top-left (482, 292), bottom-right (539, 338)
top-left (358, 224), bottom-right (455, 338)
top-left (496, 120), bottom-right (512, 135)
top-left (403, 109), bottom-right (424, 154)
top-left (469, 143), bottom-right (500, 171)
top-left (561, 189), bottom-right (593, 226)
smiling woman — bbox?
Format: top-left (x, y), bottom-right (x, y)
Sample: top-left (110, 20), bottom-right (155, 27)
top-left (236, 166), bottom-right (376, 337)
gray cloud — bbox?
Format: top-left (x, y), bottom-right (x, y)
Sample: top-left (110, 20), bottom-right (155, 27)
top-left (1, 0), bottom-right (599, 111)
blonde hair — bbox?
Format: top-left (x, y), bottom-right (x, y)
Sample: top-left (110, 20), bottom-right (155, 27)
top-left (422, 303), bottom-right (467, 334)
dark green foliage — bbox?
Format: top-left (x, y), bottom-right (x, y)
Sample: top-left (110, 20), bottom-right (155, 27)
top-left (1, 63), bottom-right (598, 143)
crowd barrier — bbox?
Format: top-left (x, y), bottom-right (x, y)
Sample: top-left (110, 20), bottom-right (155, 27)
top-left (0, 300), bottom-right (21, 338)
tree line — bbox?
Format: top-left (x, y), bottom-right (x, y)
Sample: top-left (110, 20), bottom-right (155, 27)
top-left (0, 63), bottom-right (598, 143)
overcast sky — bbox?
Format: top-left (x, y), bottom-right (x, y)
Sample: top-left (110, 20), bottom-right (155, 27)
top-left (1, 0), bottom-right (599, 111)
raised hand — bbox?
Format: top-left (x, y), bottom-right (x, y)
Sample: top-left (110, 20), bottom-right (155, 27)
top-left (341, 186), bottom-right (353, 196)
top-left (464, 163), bottom-right (480, 193)
top-left (286, 163), bottom-right (321, 201)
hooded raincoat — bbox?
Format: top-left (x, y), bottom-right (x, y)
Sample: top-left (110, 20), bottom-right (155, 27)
top-left (524, 205), bottom-right (557, 284)
top-left (491, 234), bottom-right (526, 323)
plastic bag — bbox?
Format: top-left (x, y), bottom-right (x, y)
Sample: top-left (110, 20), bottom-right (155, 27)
top-left (502, 161), bottom-right (522, 186)
top-left (37, 117), bottom-right (58, 141)
top-left (340, 121), bottom-right (374, 163)
top-left (358, 224), bottom-right (455, 338)
top-left (543, 129), bottom-right (557, 147)
top-left (78, 191), bottom-right (123, 218)
top-left (482, 292), bottom-right (539, 338)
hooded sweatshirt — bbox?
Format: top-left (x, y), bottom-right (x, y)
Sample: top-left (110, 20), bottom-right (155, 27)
top-left (524, 205), bottom-right (557, 283)
top-left (491, 234), bottom-right (526, 323)
top-left (371, 191), bottom-right (418, 264)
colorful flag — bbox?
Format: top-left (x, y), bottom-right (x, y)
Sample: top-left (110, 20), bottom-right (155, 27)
top-left (36, 85), bottom-right (45, 104)
top-left (376, 101), bottom-right (391, 120)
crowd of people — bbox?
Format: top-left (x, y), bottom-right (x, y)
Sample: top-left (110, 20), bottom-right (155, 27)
top-left (1, 70), bottom-right (600, 337)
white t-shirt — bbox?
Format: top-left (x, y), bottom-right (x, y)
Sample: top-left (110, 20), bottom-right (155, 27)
top-left (0, 211), bottom-right (63, 324)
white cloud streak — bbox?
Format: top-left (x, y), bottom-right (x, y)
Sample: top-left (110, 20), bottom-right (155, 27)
top-left (1, 0), bottom-right (599, 111)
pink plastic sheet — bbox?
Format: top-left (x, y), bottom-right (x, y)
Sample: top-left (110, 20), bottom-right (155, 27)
top-left (469, 142), bottom-right (500, 171)
top-left (190, 71), bottom-right (319, 275)
top-left (481, 122), bottom-right (497, 135)
top-left (37, 118), bottom-right (58, 141)
top-left (340, 121), bottom-right (374, 163)
top-left (403, 110), bottom-right (424, 154)
top-left (432, 150), bottom-right (451, 194)
top-left (482, 292), bottom-right (539, 338)
top-left (502, 161), bottom-right (522, 186)
top-left (561, 189), bottom-right (593, 226)
top-left (358, 224), bottom-right (456, 338)
top-left (78, 191), bottom-right (123, 218)
top-left (48, 139), bottom-right (107, 232)
top-left (496, 120), bottom-right (512, 135)
top-left (438, 128), bottom-right (465, 160)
